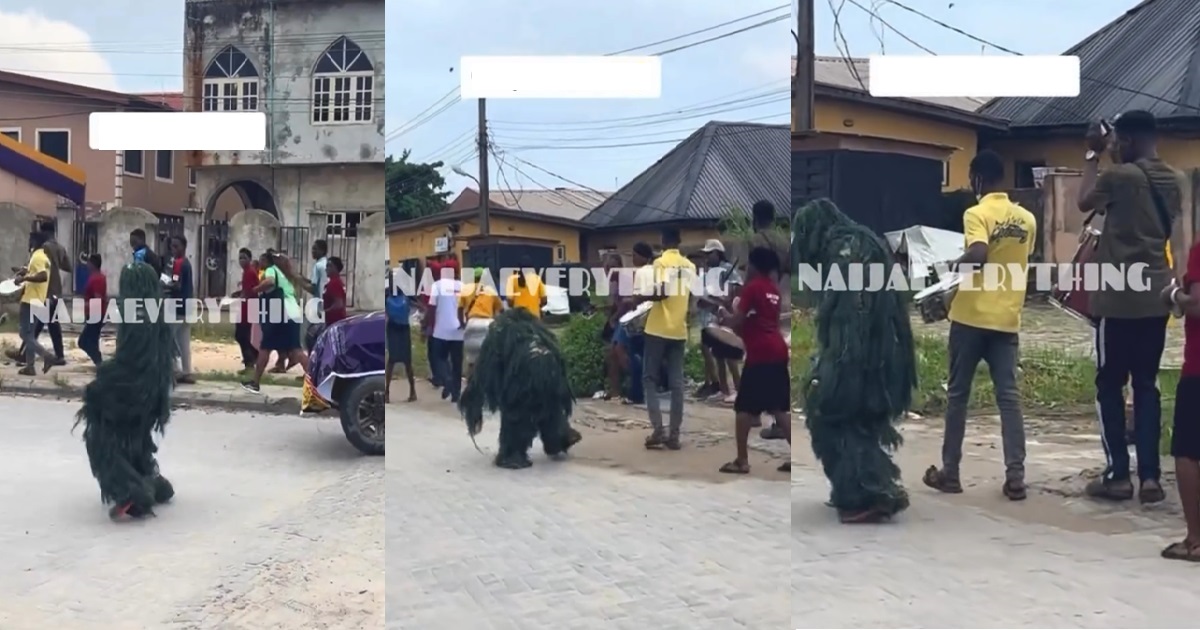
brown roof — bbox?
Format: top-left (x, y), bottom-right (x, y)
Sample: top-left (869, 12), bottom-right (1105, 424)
top-left (447, 187), bottom-right (609, 222)
top-left (793, 56), bottom-right (1005, 130)
top-left (133, 91), bottom-right (185, 111)
top-left (0, 70), bottom-right (172, 110)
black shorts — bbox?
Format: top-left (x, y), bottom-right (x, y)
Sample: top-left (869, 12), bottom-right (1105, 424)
top-left (1172, 375), bottom-right (1200, 460)
top-left (701, 327), bottom-right (745, 361)
top-left (388, 324), bottom-right (412, 365)
top-left (735, 361), bottom-right (790, 415)
top-left (261, 321), bottom-right (300, 352)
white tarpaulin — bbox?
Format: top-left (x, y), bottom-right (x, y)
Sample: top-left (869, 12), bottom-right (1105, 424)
top-left (884, 225), bottom-right (964, 279)
top-left (543, 285), bottom-right (571, 315)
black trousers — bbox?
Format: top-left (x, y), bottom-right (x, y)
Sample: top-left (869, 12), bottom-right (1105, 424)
top-left (19, 296), bottom-right (64, 359)
top-left (234, 322), bottom-right (258, 367)
top-left (434, 338), bottom-right (464, 398)
top-left (1093, 316), bottom-right (1168, 482)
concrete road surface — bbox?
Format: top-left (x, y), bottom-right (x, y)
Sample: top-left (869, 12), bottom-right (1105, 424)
top-left (0, 397), bottom-right (383, 630)
top-left (386, 405), bottom-right (789, 630)
top-left (791, 471), bottom-right (1200, 628)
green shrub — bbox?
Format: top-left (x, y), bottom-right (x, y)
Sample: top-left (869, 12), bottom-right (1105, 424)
top-left (559, 314), bottom-right (606, 396)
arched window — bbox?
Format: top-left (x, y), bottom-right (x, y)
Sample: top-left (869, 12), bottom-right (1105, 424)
top-left (202, 46), bottom-right (260, 112)
top-left (312, 36), bottom-right (374, 124)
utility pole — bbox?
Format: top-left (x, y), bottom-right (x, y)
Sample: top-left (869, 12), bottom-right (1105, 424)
top-left (477, 98), bottom-right (490, 236)
top-left (795, 0), bottom-right (815, 134)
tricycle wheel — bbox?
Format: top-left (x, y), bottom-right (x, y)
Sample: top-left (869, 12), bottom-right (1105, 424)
top-left (339, 376), bottom-right (385, 456)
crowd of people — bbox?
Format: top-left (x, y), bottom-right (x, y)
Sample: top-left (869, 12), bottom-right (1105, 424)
top-left (382, 199), bottom-right (793, 475)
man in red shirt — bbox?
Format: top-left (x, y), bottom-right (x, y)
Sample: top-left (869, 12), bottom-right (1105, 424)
top-left (77, 253), bottom-right (106, 366)
top-left (717, 247), bottom-right (792, 475)
top-left (233, 248), bottom-right (260, 370)
top-left (1160, 241), bottom-right (1200, 562)
top-left (323, 257), bottom-right (348, 325)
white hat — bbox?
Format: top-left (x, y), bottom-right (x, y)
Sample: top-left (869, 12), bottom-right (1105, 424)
top-left (701, 239), bottom-right (724, 253)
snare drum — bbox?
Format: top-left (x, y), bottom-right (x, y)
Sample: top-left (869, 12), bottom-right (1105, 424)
top-left (618, 301), bottom-right (652, 335)
top-left (701, 324), bottom-right (745, 360)
top-left (913, 273), bottom-right (961, 323)
top-left (1050, 226), bottom-right (1100, 322)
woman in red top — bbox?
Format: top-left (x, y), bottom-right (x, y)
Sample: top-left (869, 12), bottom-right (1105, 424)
top-left (717, 247), bottom-right (791, 475)
top-left (77, 253), bottom-right (106, 366)
top-left (233, 248), bottom-right (260, 370)
top-left (1160, 241), bottom-right (1200, 562)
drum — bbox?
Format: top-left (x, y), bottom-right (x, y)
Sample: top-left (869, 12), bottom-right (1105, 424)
top-left (913, 273), bottom-right (961, 323)
top-left (0, 279), bottom-right (22, 297)
top-left (1050, 226), bottom-right (1100, 322)
top-left (618, 301), bottom-right (652, 335)
top-left (701, 324), bottom-right (745, 360)
top-left (463, 317), bottom-right (493, 363)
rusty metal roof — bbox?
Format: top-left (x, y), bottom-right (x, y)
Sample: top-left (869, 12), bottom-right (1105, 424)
top-left (978, 0), bottom-right (1200, 126)
top-left (445, 187), bottom-right (608, 222)
top-left (581, 121), bottom-right (789, 229)
top-left (811, 56), bottom-right (988, 113)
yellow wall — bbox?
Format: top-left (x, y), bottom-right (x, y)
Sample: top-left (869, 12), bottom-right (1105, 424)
top-left (987, 136), bottom-right (1200, 182)
top-left (814, 97), bottom-right (980, 190)
top-left (389, 214), bottom-right (582, 264)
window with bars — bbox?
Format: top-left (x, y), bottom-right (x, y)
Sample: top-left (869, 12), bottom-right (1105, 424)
top-left (312, 37), bottom-right (374, 125)
top-left (325, 212), bottom-right (362, 237)
top-left (202, 45), bottom-right (260, 112)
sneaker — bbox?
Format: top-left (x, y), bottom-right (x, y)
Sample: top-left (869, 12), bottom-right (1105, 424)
top-left (665, 434), bottom-right (682, 450)
top-left (693, 383), bottom-right (716, 398)
top-left (760, 423), bottom-right (787, 440)
top-left (1085, 476), bottom-right (1133, 501)
top-left (241, 381), bottom-right (261, 394)
top-left (644, 431), bottom-right (667, 449)
top-left (1139, 479), bottom-right (1166, 504)
top-left (17, 366), bottom-right (35, 376)
top-left (723, 391), bottom-right (737, 404)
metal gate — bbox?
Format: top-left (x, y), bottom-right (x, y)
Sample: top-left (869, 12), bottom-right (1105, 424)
top-left (278, 226), bottom-right (309, 261)
top-left (150, 218), bottom-right (185, 257)
top-left (325, 234), bottom-right (358, 307)
top-left (72, 220), bottom-right (99, 265)
top-left (198, 220), bottom-right (230, 297)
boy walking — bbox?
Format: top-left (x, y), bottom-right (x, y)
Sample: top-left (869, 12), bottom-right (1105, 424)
top-left (386, 269), bottom-right (416, 402)
top-left (78, 254), bottom-right (107, 366)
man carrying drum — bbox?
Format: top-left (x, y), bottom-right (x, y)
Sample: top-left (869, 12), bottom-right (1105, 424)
top-left (459, 267), bottom-right (503, 379)
top-left (696, 239), bottom-right (743, 404)
top-left (923, 150), bottom-right (1036, 501)
top-left (1077, 110), bottom-right (1187, 504)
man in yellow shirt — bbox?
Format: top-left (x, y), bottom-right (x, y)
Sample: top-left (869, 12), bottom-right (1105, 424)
top-left (504, 256), bottom-right (546, 318)
top-left (459, 267), bottom-right (503, 376)
top-left (924, 150), bottom-right (1035, 501)
top-left (15, 231), bottom-right (64, 375)
top-left (637, 228), bottom-right (696, 450)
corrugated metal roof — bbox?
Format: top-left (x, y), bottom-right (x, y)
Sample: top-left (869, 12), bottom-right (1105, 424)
top-left (979, 0), bottom-right (1200, 125)
top-left (582, 121), bottom-right (789, 229)
top-left (810, 56), bottom-right (988, 113)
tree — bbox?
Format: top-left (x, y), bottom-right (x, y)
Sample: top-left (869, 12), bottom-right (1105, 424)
top-left (386, 150), bottom-right (451, 223)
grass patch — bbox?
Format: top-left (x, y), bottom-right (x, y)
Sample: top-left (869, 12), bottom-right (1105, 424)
top-left (195, 369), bottom-right (300, 388)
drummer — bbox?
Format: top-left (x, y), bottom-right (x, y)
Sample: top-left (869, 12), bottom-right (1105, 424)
top-left (611, 242), bottom-right (656, 404)
top-left (458, 266), bottom-right (503, 378)
top-left (696, 239), bottom-right (743, 404)
top-left (922, 150), bottom-right (1035, 501)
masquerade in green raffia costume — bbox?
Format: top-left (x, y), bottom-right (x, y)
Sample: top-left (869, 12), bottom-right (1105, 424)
top-left (792, 199), bottom-right (915, 522)
top-left (459, 308), bottom-right (581, 469)
top-left (74, 261), bottom-right (177, 520)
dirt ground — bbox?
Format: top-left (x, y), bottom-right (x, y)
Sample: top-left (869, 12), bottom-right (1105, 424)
top-left (393, 379), bottom-right (792, 485)
top-left (911, 301), bottom-right (1185, 367)
top-left (0, 330), bottom-right (256, 374)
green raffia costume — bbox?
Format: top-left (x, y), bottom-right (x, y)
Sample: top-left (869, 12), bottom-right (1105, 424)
top-left (792, 199), bottom-right (916, 522)
top-left (73, 262), bottom-right (176, 520)
top-left (459, 308), bottom-right (582, 469)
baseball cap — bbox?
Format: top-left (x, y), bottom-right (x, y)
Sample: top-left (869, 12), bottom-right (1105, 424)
top-left (701, 239), bottom-right (724, 253)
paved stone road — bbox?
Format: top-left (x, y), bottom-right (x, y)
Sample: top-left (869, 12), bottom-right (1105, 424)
top-left (0, 398), bottom-right (383, 630)
top-left (387, 406), bottom-right (789, 629)
top-left (791, 469), bottom-right (1200, 628)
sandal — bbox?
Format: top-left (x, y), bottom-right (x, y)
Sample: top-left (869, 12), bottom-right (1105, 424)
top-left (1002, 479), bottom-right (1027, 501)
top-left (777, 462), bottom-right (791, 473)
top-left (719, 460), bottom-right (750, 474)
top-left (922, 465), bottom-right (963, 494)
top-left (1161, 540), bottom-right (1200, 562)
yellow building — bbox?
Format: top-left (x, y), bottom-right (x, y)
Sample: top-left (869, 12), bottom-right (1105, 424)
top-left (387, 187), bottom-right (599, 267)
top-left (801, 56), bottom-right (1005, 190)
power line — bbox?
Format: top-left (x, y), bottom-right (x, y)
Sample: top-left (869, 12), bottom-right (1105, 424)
top-left (604, 4), bottom-right (788, 55)
top-left (495, 112), bottom-right (787, 144)
top-left (828, 0), bottom-right (868, 90)
top-left (648, 14), bottom-right (789, 56)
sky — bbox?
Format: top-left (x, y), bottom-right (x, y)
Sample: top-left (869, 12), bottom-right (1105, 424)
top-left (814, 0), bottom-right (1137, 59)
top-left (384, 0), bottom-right (791, 193)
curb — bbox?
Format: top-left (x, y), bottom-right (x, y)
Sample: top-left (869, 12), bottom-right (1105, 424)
top-left (0, 379), bottom-right (302, 415)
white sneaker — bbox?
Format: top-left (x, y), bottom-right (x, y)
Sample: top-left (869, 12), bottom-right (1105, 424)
top-left (723, 391), bottom-right (737, 404)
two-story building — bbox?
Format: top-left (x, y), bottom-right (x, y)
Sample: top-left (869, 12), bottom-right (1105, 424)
top-left (183, 0), bottom-right (386, 230)
top-left (0, 70), bottom-right (239, 220)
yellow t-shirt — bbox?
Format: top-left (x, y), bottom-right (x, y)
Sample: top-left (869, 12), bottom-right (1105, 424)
top-left (948, 193), bottom-right (1036, 334)
top-left (459, 283), bottom-right (502, 320)
top-left (21, 249), bottom-right (51, 305)
top-left (644, 249), bottom-right (696, 341)
top-left (505, 273), bottom-right (545, 318)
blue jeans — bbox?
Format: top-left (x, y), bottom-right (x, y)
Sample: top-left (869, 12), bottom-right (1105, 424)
top-left (78, 322), bottom-right (103, 366)
top-left (615, 326), bottom-right (645, 403)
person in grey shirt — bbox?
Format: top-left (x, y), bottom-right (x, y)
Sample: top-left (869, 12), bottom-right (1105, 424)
top-left (18, 227), bottom-right (69, 363)
top-left (1077, 110), bottom-right (1187, 504)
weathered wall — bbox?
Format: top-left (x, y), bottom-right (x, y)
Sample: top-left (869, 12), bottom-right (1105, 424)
top-left (184, 0), bottom-right (385, 168)
top-left (0, 172), bottom-right (59, 217)
top-left (987, 137), bottom-right (1200, 190)
top-left (388, 214), bottom-right (584, 265)
top-left (97, 206), bottom-right (158, 296)
top-left (0, 203), bottom-right (36, 307)
top-left (354, 211), bottom-right (384, 311)
top-left (228, 208), bottom-right (280, 297)
top-left (195, 163), bottom-right (383, 226)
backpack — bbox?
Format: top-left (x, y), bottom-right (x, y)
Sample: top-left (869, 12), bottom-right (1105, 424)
top-left (386, 293), bottom-right (410, 324)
